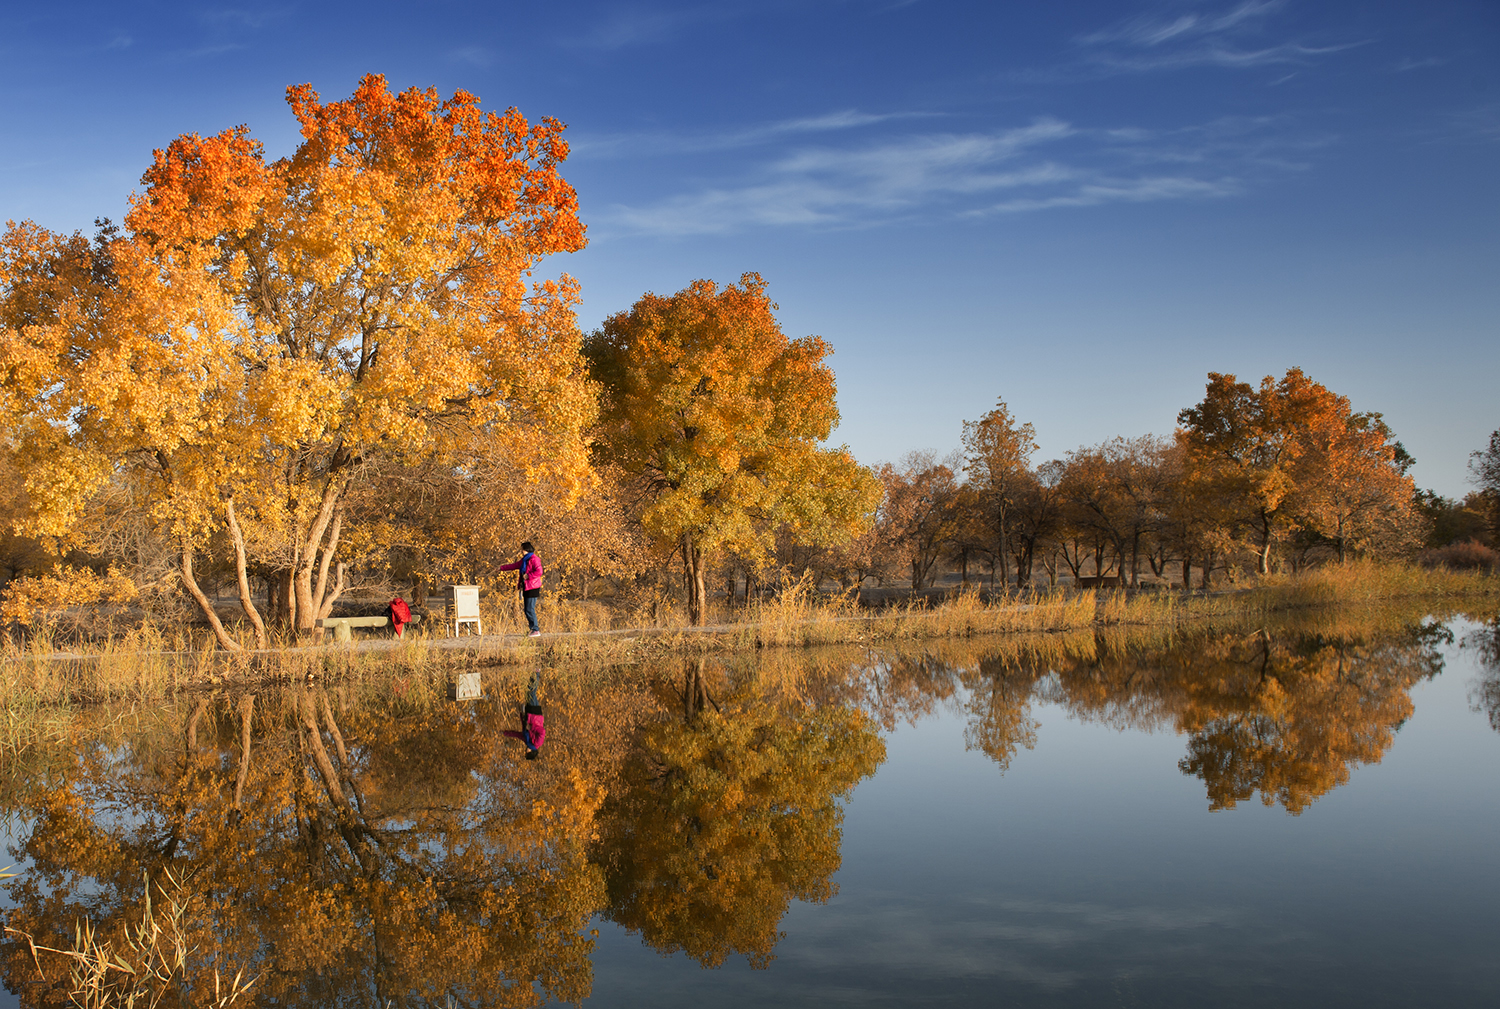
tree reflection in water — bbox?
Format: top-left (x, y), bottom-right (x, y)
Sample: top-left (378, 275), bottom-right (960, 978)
top-left (597, 657), bottom-right (885, 969)
top-left (805, 616), bottom-right (1449, 814)
top-left (0, 617), bottom-right (1463, 1004)
top-left (1465, 615), bottom-right (1500, 733)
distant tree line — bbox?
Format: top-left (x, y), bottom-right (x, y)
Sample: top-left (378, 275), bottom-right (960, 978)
top-left (790, 372), bottom-right (1498, 593)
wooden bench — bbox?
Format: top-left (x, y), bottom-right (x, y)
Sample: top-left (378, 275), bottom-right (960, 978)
top-left (316, 614), bottom-right (421, 643)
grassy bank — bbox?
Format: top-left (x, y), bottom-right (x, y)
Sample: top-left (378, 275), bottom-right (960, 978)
top-left (2, 562), bottom-right (1494, 721)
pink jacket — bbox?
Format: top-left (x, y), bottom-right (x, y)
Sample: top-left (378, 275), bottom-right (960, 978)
top-left (503, 711), bottom-right (545, 750)
top-left (499, 553), bottom-right (543, 592)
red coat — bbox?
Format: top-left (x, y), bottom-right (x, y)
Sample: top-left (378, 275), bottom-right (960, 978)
top-left (389, 597), bottom-right (411, 636)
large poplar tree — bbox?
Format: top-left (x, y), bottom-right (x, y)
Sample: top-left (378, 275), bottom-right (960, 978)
top-left (0, 75), bottom-right (594, 645)
top-left (585, 274), bottom-right (878, 625)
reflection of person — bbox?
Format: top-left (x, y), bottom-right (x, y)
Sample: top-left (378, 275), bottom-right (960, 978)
top-left (498, 541), bottom-right (544, 637)
top-left (503, 672), bottom-right (546, 760)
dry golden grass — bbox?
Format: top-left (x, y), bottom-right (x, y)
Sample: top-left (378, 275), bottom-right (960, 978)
top-left (2, 561), bottom-right (1491, 718)
top-left (4, 868), bottom-right (255, 1009)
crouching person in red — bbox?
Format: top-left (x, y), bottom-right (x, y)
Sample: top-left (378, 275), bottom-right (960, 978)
top-left (388, 596), bottom-right (411, 637)
top-left (503, 672), bottom-right (545, 760)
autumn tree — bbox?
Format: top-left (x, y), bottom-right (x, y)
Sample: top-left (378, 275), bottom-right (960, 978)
top-left (1176, 368), bottom-right (1414, 573)
top-left (875, 453), bottom-right (962, 591)
top-left (961, 398), bottom-right (1037, 589)
top-left (0, 74), bottom-right (594, 645)
top-left (1172, 628), bottom-right (1439, 813)
top-left (1178, 371), bottom-right (1295, 574)
top-left (585, 274), bottom-right (878, 624)
top-left (1470, 428), bottom-right (1500, 541)
top-left (596, 662), bottom-right (885, 968)
top-left (1292, 408), bottom-right (1418, 561)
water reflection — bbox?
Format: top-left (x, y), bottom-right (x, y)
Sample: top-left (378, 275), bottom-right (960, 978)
top-left (598, 658), bottom-right (885, 969)
top-left (0, 618), bottom-right (1464, 1005)
top-left (808, 619), bottom-right (1448, 814)
top-left (1464, 616), bottom-right (1500, 733)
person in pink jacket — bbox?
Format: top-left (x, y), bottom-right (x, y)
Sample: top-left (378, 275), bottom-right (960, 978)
top-left (498, 541), bottom-right (544, 636)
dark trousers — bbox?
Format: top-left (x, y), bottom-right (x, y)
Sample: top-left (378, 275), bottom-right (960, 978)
top-left (523, 593), bottom-right (540, 633)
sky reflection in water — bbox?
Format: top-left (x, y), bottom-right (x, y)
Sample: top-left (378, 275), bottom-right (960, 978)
top-left (3, 616), bottom-right (1499, 1008)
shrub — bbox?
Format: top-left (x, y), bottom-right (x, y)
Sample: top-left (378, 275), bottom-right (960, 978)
top-left (1420, 540), bottom-right (1498, 572)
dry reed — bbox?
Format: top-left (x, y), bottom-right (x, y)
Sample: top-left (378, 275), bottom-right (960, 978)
top-left (4, 868), bottom-right (255, 1009)
top-left (1, 561), bottom-right (1491, 715)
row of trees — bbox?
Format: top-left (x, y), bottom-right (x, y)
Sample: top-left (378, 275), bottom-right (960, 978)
top-left (804, 369), bottom-right (1473, 593)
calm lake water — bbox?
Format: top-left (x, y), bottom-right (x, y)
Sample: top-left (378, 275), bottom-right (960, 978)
top-left (4, 614), bottom-right (1499, 1008)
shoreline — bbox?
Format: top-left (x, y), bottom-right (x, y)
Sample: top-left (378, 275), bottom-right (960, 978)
top-left (2, 563), bottom-right (1495, 711)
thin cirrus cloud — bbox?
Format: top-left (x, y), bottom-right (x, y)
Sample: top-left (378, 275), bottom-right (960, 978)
top-left (591, 115), bottom-right (1304, 237)
top-left (1021, 0), bottom-right (1367, 79)
top-left (1077, 0), bottom-right (1288, 48)
top-left (562, 3), bottom-right (731, 51)
top-left (572, 109), bottom-right (934, 159)
top-left (447, 46), bottom-right (494, 67)
top-left (562, 0), bottom-right (905, 51)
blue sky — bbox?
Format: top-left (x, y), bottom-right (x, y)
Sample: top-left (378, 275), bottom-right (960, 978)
top-left (2, 0), bottom-right (1496, 495)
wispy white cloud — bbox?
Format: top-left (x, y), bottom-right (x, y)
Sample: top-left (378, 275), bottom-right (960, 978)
top-left (1021, 1), bottom-right (1366, 80)
top-left (197, 8), bottom-right (285, 30)
top-left (563, 4), bottom-right (730, 51)
top-left (972, 175), bottom-right (1239, 216)
top-left (572, 109), bottom-right (933, 158)
top-left (1079, 1), bottom-right (1286, 48)
top-left (447, 46), bottom-right (493, 67)
top-left (1395, 57), bottom-right (1446, 72)
top-left (1088, 40), bottom-right (1366, 74)
top-left (562, 0), bottom-right (912, 51)
top-left (592, 114), bottom-right (1304, 237)
top-left (1438, 104), bottom-right (1500, 144)
top-left (174, 43), bottom-right (247, 60)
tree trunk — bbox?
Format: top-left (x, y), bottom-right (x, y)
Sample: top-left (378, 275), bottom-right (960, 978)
top-left (683, 533), bottom-right (708, 626)
top-left (300, 692), bottom-right (351, 814)
top-left (313, 512), bottom-right (346, 621)
top-left (1256, 512), bottom-right (1273, 574)
top-left (995, 501), bottom-right (1009, 589)
top-left (226, 499), bottom-right (268, 649)
top-left (295, 477), bottom-right (346, 636)
top-left (180, 534), bottom-right (241, 651)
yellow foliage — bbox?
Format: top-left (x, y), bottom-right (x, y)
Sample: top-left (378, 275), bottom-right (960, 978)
top-left (0, 566), bottom-right (138, 626)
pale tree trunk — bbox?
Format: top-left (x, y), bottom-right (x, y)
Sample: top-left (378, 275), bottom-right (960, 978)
top-left (313, 511), bottom-right (346, 621)
top-left (683, 532), bottom-right (708, 626)
top-left (225, 499), bottom-right (268, 649)
top-left (1256, 511), bottom-right (1274, 575)
top-left (295, 478), bottom-right (347, 636)
top-left (179, 533), bottom-right (241, 651)
top-left (995, 500), bottom-right (1009, 590)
